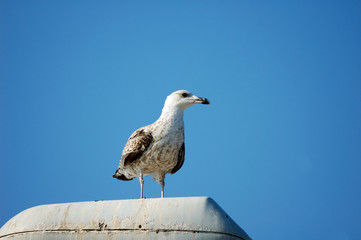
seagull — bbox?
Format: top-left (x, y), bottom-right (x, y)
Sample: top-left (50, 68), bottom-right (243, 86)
top-left (113, 90), bottom-right (210, 199)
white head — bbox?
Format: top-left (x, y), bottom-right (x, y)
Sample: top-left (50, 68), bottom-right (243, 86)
top-left (163, 90), bottom-right (210, 112)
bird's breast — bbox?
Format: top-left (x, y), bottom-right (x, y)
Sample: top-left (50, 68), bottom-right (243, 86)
top-left (138, 125), bottom-right (184, 174)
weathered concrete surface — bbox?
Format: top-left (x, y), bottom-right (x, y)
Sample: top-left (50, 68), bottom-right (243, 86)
top-left (0, 197), bottom-right (251, 240)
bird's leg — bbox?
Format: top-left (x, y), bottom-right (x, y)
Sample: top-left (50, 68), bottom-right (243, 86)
top-left (139, 172), bottom-right (144, 199)
top-left (160, 178), bottom-right (165, 198)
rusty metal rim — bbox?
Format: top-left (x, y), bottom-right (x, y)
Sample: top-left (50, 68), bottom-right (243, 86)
top-left (0, 228), bottom-right (249, 240)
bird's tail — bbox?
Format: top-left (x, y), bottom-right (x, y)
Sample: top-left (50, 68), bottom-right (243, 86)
top-left (113, 169), bottom-right (134, 181)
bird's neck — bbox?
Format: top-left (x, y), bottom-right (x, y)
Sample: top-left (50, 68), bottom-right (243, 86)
top-left (157, 106), bottom-right (184, 127)
top-left (150, 106), bottom-right (184, 137)
top-left (159, 105), bottom-right (184, 120)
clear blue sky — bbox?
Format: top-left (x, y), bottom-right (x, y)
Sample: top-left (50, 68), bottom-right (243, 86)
top-left (1, 1), bottom-right (361, 239)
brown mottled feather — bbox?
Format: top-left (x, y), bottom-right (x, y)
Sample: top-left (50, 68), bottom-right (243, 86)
top-left (120, 128), bottom-right (153, 167)
top-left (171, 142), bottom-right (185, 174)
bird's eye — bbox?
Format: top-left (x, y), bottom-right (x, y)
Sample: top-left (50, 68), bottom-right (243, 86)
top-left (181, 92), bottom-right (189, 97)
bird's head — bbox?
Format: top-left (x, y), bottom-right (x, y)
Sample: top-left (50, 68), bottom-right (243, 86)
top-left (164, 90), bottom-right (210, 111)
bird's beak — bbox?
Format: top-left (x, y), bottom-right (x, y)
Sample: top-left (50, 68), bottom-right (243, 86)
top-left (195, 97), bottom-right (210, 105)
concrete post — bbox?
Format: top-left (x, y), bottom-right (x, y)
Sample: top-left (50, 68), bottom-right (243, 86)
top-left (0, 197), bottom-right (251, 240)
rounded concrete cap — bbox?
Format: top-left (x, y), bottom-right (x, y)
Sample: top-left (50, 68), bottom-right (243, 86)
top-left (0, 197), bottom-right (251, 240)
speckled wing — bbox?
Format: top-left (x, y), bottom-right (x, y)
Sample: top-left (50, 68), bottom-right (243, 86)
top-left (170, 142), bottom-right (185, 174)
top-left (119, 127), bottom-right (154, 168)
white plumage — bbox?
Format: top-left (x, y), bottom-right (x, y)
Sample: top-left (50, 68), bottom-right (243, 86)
top-left (113, 90), bottom-right (210, 198)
